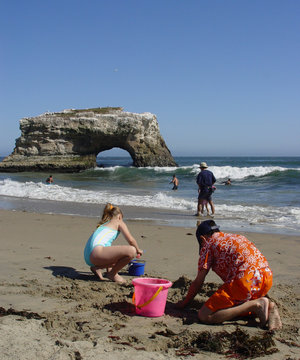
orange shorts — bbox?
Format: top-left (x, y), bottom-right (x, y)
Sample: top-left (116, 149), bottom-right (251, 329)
top-left (205, 267), bottom-right (273, 312)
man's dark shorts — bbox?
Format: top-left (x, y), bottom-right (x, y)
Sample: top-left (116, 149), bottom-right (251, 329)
top-left (198, 191), bottom-right (212, 201)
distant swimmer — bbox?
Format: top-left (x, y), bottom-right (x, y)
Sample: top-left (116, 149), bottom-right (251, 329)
top-left (223, 178), bottom-right (231, 185)
top-left (46, 175), bottom-right (53, 184)
top-left (170, 174), bottom-right (179, 190)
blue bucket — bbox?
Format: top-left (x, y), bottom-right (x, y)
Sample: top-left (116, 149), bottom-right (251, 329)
top-left (129, 259), bottom-right (145, 276)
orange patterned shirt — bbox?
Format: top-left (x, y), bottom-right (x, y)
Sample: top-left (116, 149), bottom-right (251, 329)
top-left (198, 232), bottom-right (269, 283)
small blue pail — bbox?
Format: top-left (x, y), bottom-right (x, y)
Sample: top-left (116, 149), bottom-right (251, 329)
top-left (129, 259), bottom-right (145, 276)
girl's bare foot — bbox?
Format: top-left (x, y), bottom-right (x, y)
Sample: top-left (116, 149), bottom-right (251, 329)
top-left (106, 271), bottom-right (126, 284)
top-left (255, 297), bottom-right (269, 328)
top-left (90, 266), bottom-right (105, 281)
top-left (268, 301), bottom-right (282, 330)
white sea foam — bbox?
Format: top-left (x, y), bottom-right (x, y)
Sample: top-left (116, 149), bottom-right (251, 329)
top-left (191, 165), bottom-right (299, 179)
top-left (94, 166), bottom-right (123, 171)
top-left (0, 179), bottom-right (193, 210)
top-left (1, 179), bottom-right (299, 233)
top-left (94, 163), bottom-right (299, 180)
top-left (150, 166), bottom-right (179, 172)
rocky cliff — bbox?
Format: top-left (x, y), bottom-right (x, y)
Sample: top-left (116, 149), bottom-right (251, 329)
top-left (0, 107), bottom-right (177, 172)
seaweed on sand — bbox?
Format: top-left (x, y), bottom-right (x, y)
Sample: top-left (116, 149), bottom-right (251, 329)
top-left (224, 327), bottom-right (278, 358)
top-left (176, 327), bottom-right (278, 358)
top-left (0, 306), bottom-right (44, 320)
top-left (192, 330), bottom-right (229, 353)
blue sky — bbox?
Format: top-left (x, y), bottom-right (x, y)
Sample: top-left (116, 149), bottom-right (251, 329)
top-left (0, 0), bottom-right (299, 157)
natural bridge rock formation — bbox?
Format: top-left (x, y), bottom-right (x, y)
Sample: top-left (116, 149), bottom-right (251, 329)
top-left (0, 107), bottom-right (177, 172)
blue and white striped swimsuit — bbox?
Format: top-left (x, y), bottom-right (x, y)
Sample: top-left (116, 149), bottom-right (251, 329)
top-left (84, 222), bottom-right (120, 266)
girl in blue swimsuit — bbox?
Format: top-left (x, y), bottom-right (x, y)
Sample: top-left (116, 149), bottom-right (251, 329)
top-left (84, 203), bottom-right (143, 283)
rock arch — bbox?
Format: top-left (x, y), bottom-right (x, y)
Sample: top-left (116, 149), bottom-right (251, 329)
top-left (0, 108), bottom-right (177, 172)
top-left (96, 148), bottom-right (133, 166)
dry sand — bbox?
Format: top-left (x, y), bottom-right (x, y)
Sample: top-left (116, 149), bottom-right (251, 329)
top-left (0, 209), bottom-right (299, 359)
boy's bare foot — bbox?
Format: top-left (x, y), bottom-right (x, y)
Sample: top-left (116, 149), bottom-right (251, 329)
top-left (255, 297), bottom-right (269, 328)
top-left (268, 301), bottom-right (282, 330)
top-left (90, 266), bottom-right (105, 281)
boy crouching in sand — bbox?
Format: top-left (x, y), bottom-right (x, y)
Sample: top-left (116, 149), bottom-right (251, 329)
top-left (177, 220), bottom-right (282, 331)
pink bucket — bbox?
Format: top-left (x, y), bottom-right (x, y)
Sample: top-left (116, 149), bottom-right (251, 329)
top-left (132, 277), bottom-right (172, 317)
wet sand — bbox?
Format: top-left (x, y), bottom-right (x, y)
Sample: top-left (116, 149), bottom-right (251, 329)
top-left (0, 209), bottom-right (299, 359)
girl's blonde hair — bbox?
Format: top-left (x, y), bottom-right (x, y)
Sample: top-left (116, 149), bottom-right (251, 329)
top-left (97, 203), bottom-right (123, 227)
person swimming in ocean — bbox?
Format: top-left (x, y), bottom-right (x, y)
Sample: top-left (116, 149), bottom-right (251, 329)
top-left (223, 178), bottom-right (231, 185)
top-left (170, 174), bottom-right (179, 190)
top-left (46, 175), bottom-right (53, 184)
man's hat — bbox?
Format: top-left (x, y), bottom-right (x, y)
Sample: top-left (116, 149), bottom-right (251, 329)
top-left (199, 162), bottom-right (208, 168)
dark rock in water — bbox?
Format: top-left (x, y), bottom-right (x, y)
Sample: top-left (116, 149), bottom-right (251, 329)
top-left (0, 107), bottom-right (177, 172)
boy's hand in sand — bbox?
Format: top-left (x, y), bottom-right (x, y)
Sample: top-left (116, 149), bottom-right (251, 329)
top-left (175, 300), bottom-right (187, 309)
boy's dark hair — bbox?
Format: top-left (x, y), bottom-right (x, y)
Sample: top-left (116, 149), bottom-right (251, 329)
top-left (196, 220), bottom-right (220, 250)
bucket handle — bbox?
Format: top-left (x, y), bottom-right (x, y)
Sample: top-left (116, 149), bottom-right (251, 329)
top-left (132, 286), bottom-right (163, 309)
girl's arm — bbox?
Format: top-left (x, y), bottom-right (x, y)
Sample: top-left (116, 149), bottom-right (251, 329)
top-left (119, 221), bottom-right (143, 256)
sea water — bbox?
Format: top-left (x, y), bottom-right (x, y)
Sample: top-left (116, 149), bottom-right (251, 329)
top-left (0, 156), bottom-right (299, 235)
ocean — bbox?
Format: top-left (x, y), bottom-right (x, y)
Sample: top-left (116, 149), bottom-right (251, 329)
top-left (0, 156), bottom-right (299, 235)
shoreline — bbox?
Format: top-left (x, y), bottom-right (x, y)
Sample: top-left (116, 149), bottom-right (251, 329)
top-left (1, 194), bottom-right (299, 236)
top-left (0, 209), bottom-right (299, 359)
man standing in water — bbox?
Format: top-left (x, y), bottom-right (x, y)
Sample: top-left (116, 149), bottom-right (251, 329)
top-left (196, 162), bottom-right (216, 216)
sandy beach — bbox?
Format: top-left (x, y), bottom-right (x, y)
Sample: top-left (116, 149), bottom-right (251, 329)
top-left (0, 209), bottom-right (299, 359)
